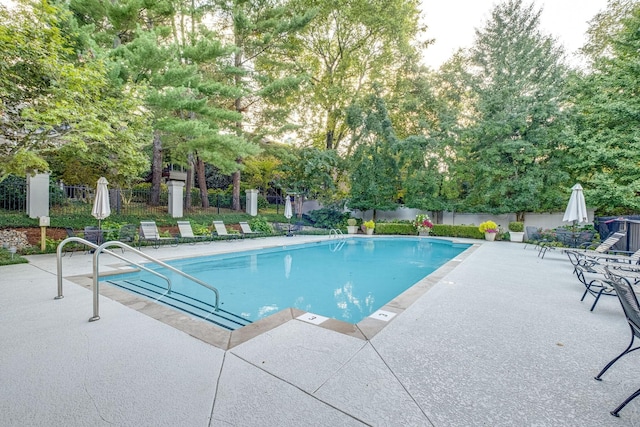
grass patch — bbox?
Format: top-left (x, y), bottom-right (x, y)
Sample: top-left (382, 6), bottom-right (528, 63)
top-left (0, 248), bottom-right (28, 266)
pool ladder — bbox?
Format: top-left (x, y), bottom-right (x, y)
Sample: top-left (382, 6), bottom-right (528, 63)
top-left (329, 228), bottom-right (346, 239)
top-left (329, 228), bottom-right (347, 251)
top-left (55, 237), bottom-right (220, 322)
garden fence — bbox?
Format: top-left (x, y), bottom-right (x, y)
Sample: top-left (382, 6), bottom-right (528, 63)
top-left (0, 178), bottom-right (289, 217)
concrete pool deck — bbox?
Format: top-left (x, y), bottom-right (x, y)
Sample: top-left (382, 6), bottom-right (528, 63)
top-left (2, 236), bottom-right (640, 426)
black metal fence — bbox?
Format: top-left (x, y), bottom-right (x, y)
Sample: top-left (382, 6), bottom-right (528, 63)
top-left (0, 178), bottom-right (274, 216)
top-left (0, 176), bottom-right (26, 211)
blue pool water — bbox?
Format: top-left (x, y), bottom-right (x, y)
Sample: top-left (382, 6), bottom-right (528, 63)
top-left (102, 237), bottom-right (470, 329)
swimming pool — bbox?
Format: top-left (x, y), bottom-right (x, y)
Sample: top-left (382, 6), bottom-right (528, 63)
top-left (102, 237), bottom-right (470, 330)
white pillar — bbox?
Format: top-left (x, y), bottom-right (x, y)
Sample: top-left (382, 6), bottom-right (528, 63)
top-left (167, 180), bottom-right (184, 218)
top-left (245, 189), bottom-right (258, 216)
top-left (26, 173), bottom-right (50, 219)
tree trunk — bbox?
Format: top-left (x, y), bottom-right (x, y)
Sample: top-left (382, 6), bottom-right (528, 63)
top-left (196, 156), bottom-right (209, 208)
top-left (232, 30), bottom-right (244, 212)
top-left (150, 130), bottom-right (163, 206)
top-left (325, 129), bottom-right (334, 150)
top-left (232, 169), bottom-right (241, 211)
top-left (185, 155), bottom-right (193, 210)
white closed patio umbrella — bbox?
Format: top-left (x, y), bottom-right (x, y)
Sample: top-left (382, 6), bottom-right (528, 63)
top-left (563, 183), bottom-right (589, 225)
top-left (284, 196), bottom-right (293, 236)
top-left (92, 177), bottom-right (111, 231)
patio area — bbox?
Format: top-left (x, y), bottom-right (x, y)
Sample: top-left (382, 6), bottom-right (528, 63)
top-left (1, 236), bottom-right (640, 426)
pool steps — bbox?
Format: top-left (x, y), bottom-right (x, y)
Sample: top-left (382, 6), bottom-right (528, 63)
top-left (104, 278), bottom-right (251, 331)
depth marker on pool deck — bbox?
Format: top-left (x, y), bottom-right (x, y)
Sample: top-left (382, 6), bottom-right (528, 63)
top-left (297, 313), bottom-right (328, 325)
top-left (370, 310), bottom-right (397, 322)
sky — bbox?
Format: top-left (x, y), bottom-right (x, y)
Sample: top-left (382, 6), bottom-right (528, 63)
top-left (419, 0), bottom-right (611, 68)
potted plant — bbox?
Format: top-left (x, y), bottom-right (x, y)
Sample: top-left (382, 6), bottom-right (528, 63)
top-left (363, 220), bottom-right (375, 235)
top-left (347, 218), bottom-right (359, 234)
top-left (478, 220), bottom-right (499, 241)
top-left (413, 214), bottom-right (434, 236)
top-left (508, 221), bottom-right (525, 242)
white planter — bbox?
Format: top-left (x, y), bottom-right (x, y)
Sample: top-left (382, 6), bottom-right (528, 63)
top-left (366, 228), bottom-right (374, 235)
top-left (509, 231), bottom-right (524, 242)
top-left (347, 225), bottom-right (359, 234)
top-left (484, 232), bottom-right (496, 241)
top-left (418, 230), bottom-right (431, 236)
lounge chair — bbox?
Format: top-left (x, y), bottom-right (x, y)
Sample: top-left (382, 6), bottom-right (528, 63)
top-left (567, 246), bottom-right (640, 266)
top-left (581, 231), bottom-right (627, 254)
top-left (139, 221), bottom-right (179, 249)
top-left (177, 221), bottom-right (211, 244)
top-left (595, 266), bottom-right (640, 417)
top-left (539, 231), bottom-right (626, 259)
top-left (567, 252), bottom-right (616, 311)
top-left (212, 220), bottom-right (241, 240)
top-left (239, 221), bottom-right (265, 238)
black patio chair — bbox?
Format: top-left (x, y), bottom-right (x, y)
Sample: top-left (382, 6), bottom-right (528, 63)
top-left (62, 228), bottom-right (82, 257)
top-left (523, 226), bottom-right (542, 250)
top-left (565, 253), bottom-right (617, 311)
top-left (117, 224), bottom-right (138, 252)
top-left (595, 266), bottom-right (640, 417)
top-left (83, 226), bottom-right (102, 253)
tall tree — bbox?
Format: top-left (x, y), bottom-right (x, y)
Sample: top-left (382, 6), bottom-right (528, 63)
top-left (70, 0), bottom-right (259, 207)
top-left (569, 2), bottom-right (640, 214)
top-left (287, 0), bottom-right (425, 152)
top-left (208, 0), bottom-right (315, 210)
top-left (459, 0), bottom-right (572, 220)
top-left (346, 93), bottom-right (401, 218)
top-left (0, 0), bottom-right (148, 182)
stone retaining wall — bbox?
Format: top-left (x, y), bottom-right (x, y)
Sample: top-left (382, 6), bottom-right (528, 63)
top-left (0, 229), bottom-right (31, 250)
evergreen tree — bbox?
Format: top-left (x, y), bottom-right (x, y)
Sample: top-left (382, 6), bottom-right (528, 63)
top-left (460, 0), bottom-right (572, 220)
top-left (207, 0), bottom-right (315, 210)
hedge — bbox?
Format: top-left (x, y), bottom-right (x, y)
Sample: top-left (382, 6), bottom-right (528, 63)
top-left (375, 223), bottom-right (484, 239)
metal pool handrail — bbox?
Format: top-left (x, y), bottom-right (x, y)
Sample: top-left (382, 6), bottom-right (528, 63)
top-left (329, 228), bottom-right (345, 239)
top-left (55, 238), bottom-right (220, 322)
top-left (91, 240), bottom-right (220, 322)
top-left (56, 237), bottom-right (172, 299)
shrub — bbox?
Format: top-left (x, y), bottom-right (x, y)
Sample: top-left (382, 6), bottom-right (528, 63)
top-left (305, 207), bottom-right (347, 229)
top-left (248, 216), bottom-right (272, 233)
top-left (375, 222), bottom-right (415, 235)
top-left (363, 220), bottom-right (375, 229)
top-left (431, 224), bottom-right (484, 239)
top-left (0, 247), bottom-right (28, 265)
top-left (508, 221), bottom-right (524, 232)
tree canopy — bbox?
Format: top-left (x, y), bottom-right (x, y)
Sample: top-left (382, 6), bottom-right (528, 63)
top-left (2, 0), bottom-right (640, 218)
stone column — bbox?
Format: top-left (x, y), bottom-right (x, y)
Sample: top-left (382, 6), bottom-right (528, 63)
top-left (167, 180), bottom-right (184, 218)
top-left (245, 189), bottom-right (258, 216)
top-left (26, 173), bottom-right (50, 219)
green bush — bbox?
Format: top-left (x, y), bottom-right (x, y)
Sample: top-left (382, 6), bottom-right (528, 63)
top-left (508, 221), bottom-right (524, 232)
top-left (0, 247), bottom-right (28, 265)
top-left (305, 208), bottom-right (347, 229)
top-left (257, 195), bottom-right (269, 210)
top-left (375, 223), bottom-right (415, 235)
top-left (431, 224), bottom-right (484, 239)
top-left (248, 216), bottom-right (273, 233)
